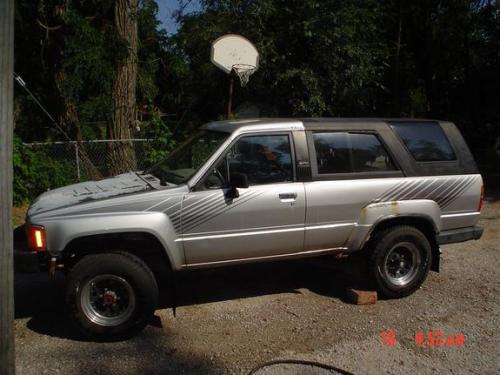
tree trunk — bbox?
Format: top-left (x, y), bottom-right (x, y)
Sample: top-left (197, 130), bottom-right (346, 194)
top-left (61, 102), bottom-right (103, 181)
top-left (55, 71), bottom-right (102, 180)
top-left (107, 0), bottom-right (138, 175)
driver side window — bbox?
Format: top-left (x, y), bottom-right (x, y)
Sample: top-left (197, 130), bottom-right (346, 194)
top-left (229, 134), bottom-right (293, 186)
top-left (199, 133), bottom-right (294, 190)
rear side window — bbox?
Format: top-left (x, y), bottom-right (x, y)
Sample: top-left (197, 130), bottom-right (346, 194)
top-left (313, 132), bottom-right (397, 174)
top-left (390, 122), bottom-right (456, 161)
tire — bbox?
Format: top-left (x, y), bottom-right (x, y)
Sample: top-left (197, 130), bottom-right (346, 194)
top-left (66, 251), bottom-right (159, 340)
top-left (369, 225), bottom-right (432, 299)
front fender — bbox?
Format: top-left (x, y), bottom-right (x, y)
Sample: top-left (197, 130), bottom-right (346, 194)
top-left (32, 211), bottom-right (184, 270)
top-left (345, 199), bottom-right (442, 251)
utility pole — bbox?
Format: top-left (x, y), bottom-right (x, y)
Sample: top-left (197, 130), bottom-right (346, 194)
top-left (0, 0), bottom-right (16, 374)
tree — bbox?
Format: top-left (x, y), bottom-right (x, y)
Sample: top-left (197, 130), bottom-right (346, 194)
top-left (169, 0), bottom-right (390, 120)
top-left (14, 0), bottom-right (168, 181)
top-left (167, 0), bottom-right (498, 154)
top-left (107, 0), bottom-right (139, 174)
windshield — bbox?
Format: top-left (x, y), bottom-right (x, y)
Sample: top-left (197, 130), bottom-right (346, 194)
top-left (147, 130), bottom-right (229, 185)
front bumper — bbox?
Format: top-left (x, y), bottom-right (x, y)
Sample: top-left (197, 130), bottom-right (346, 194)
top-left (14, 250), bottom-right (41, 273)
top-left (13, 224), bottom-right (49, 273)
top-left (437, 225), bottom-right (484, 245)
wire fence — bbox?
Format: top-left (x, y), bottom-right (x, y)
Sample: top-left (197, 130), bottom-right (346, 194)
top-left (24, 139), bottom-right (162, 182)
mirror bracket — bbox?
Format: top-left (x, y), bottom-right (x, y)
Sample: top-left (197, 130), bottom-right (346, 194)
top-left (226, 186), bottom-right (240, 199)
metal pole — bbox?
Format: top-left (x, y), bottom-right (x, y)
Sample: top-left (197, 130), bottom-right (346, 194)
top-left (0, 0), bottom-right (16, 373)
top-left (75, 143), bottom-right (81, 181)
top-left (227, 75), bottom-right (234, 120)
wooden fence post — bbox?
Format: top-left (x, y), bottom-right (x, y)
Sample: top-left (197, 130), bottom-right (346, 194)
top-left (0, 0), bottom-right (16, 374)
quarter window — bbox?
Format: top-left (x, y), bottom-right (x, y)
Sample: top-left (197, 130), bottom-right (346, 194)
top-left (350, 133), bottom-right (397, 172)
top-left (390, 122), bottom-right (456, 161)
top-left (313, 132), bottom-right (397, 174)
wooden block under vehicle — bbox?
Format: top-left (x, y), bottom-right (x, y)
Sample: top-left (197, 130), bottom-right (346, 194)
top-left (345, 288), bottom-right (377, 305)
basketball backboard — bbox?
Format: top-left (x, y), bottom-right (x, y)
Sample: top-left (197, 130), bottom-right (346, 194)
top-left (210, 34), bottom-right (259, 74)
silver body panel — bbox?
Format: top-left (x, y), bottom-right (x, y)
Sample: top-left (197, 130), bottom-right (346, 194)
top-left (181, 182), bottom-right (306, 265)
top-left (26, 118), bottom-right (483, 272)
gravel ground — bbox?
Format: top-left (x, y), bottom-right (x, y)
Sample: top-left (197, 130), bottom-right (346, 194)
top-left (13, 201), bottom-right (500, 375)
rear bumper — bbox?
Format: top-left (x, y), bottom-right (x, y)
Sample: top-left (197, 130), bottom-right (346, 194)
top-left (437, 225), bottom-right (483, 245)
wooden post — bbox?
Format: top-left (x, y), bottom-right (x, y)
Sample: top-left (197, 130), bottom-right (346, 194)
top-left (227, 75), bottom-right (234, 120)
top-left (0, 0), bottom-right (15, 374)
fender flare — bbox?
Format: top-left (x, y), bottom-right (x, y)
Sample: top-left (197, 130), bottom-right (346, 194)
top-left (345, 199), bottom-right (442, 252)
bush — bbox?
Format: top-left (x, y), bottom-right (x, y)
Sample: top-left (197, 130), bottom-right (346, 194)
top-left (13, 136), bottom-right (76, 205)
top-left (139, 106), bottom-right (176, 167)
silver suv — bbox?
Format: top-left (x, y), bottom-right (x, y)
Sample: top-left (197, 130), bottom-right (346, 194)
top-left (20, 118), bottom-right (484, 339)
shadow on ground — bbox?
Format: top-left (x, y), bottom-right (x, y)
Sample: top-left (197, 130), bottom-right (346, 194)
top-left (172, 257), bottom-right (368, 308)
top-left (15, 257), bottom-right (368, 341)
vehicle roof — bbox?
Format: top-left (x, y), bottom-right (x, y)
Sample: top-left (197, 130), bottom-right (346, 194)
top-left (202, 117), bottom-right (442, 133)
top-left (202, 118), bottom-right (298, 133)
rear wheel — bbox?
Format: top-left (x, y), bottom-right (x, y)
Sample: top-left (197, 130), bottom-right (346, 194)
top-left (369, 225), bottom-right (432, 298)
top-left (66, 251), bottom-right (158, 340)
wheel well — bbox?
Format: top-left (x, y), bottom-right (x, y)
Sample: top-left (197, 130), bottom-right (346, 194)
top-left (63, 232), bottom-right (173, 283)
top-left (366, 216), bottom-right (440, 272)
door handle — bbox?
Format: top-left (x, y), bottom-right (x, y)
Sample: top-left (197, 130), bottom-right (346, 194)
top-left (279, 192), bottom-right (297, 201)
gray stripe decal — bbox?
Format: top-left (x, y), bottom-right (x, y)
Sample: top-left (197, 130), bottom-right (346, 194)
top-left (182, 196), bottom-right (235, 227)
top-left (183, 190), bottom-right (266, 232)
top-left (170, 192), bottom-right (219, 218)
top-left (440, 176), bottom-right (477, 208)
top-left (183, 190), bottom-right (262, 232)
top-left (145, 197), bottom-right (171, 211)
top-left (376, 176), bottom-right (478, 208)
top-left (435, 177), bottom-right (472, 206)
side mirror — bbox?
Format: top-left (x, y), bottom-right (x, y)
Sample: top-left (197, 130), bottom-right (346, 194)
top-left (231, 172), bottom-right (249, 188)
top-left (226, 172), bottom-right (248, 199)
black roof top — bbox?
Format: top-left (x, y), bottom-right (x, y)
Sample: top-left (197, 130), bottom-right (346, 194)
top-left (203, 118), bottom-right (441, 133)
top-left (300, 117), bottom-right (439, 124)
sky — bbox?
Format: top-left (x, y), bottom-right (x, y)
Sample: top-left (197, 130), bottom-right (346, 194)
top-left (156, 0), bottom-right (202, 34)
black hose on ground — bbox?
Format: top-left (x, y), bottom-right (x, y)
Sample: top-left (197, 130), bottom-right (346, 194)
top-left (248, 359), bottom-right (355, 375)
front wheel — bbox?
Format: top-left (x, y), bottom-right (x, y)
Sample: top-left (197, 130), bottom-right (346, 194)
top-left (66, 251), bottom-right (159, 340)
top-left (369, 225), bottom-right (432, 298)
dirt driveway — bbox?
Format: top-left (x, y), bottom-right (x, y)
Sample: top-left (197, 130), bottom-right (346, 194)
top-left (13, 201), bottom-right (500, 374)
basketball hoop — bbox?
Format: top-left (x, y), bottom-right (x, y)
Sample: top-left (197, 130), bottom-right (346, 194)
top-left (232, 63), bottom-right (256, 87)
top-left (210, 34), bottom-right (259, 118)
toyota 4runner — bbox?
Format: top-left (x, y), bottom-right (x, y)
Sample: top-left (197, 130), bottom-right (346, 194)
top-left (18, 118), bottom-right (484, 339)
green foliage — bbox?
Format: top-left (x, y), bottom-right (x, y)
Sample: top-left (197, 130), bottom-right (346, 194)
top-left (13, 136), bottom-right (76, 205)
top-left (11, 0), bottom-right (500, 203)
top-left (165, 0), bottom-right (389, 120)
top-left (14, 0), bottom-right (167, 140)
top-left (139, 107), bottom-right (176, 166)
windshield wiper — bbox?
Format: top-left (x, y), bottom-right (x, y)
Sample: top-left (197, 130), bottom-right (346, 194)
top-left (162, 170), bottom-right (184, 179)
top-left (134, 171), bottom-right (157, 189)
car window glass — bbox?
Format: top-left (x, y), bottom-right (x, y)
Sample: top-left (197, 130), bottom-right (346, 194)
top-left (350, 133), bottom-right (397, 172)
top-left (148, 130), bottom-right (228, 185)
top-left (201, 158), bottom-right (228, 190)
top-left (313, 133), bottom-right (351, 173)
top-left (390, 122), bottom-right (456, 161)
top-left (313, 132), bottom-right (398, 174)
top-left (229, 135), bottom-right (293, 185)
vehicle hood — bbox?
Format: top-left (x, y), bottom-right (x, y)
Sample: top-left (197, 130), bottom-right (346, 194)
top-left (27, 172), bottom-right (157, 217)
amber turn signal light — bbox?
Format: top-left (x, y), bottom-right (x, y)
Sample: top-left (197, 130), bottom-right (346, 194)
top-left (26, 225), bottom-right (47, 251)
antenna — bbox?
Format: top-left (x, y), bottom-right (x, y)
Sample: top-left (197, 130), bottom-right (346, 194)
top-left (14, 72), bottom-right (73, 142)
